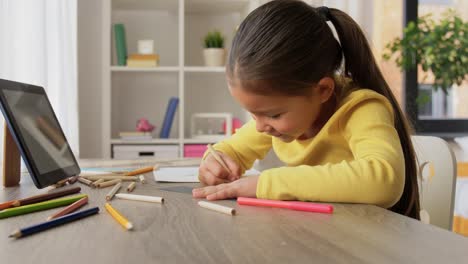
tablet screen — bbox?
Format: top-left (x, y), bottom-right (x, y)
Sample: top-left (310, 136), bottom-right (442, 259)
top-left (0, 79), bottom-right (80, 188)
top-left (3, 89), bottom-right (76, 174)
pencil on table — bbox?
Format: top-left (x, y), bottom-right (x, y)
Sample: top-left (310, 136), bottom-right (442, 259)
top-left (207, 144), bottom-right (232, 174)
top-left (198, 201), bottom-right (236, 216)
top-left (0, 200), bottom-right (20, 211)
top-left (52, 178), bottom-right (68, 188)
top-left (83, 175), bottom-right (138, 181)
top-left (16, 186), bottom-right (81, 206)
top-left (0, 194), bottom-right (88, 219)
top-left (106, 182), bottom-right (122, 201)
top-left (96, 179), bottom-right (122, 188)
top-left (92, 179), bottom-right (104, 188)
top-left (78, 177), bottom-right (93, 187)
top-left (125, 165), bottom-right (157, 176)
top-left (67, 176), bottom-right (79, 184)
top-left (139, 175), bottom-right (146, 184)
top-left (9, 207), bottom-right (99, 239)
top-left (105, 203), bottom-right (133, 230)
top-left (126, 182), bottom-right (136, 192)
top-left (47, 196), bottom-right (88, 220)
top-left (115, 193), bottom-right (164, 204)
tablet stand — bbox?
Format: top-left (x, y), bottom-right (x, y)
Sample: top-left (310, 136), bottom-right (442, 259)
top-left (2, 122), bottom-right (21, 187)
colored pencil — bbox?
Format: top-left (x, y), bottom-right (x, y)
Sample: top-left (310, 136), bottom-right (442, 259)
top-left (125, 165), bottom-right (156, 176)
top-left (0, 186), bottom-right (82, 211)
top-left (77, 177), bottom-right (93, 186)
top-left (67, 176), bottom-right (79, 184)
top-left (9, 207), bottom-right (99, 238)
top-left (47, 196), bottom-right (89, 220)
top-left (83, 175), bottom-right (138, 181)
top-left (0, 200), bottom-right (20, 211)
top-left (0, 194), bottom-right (87, 219)
top-left (106, 182), bottom-right (122, 201)
top-left (96, 179), bottom-right (122, 188)
top-left (105, 203), bottom-right (133, 230)
top-left (92, 179), bottom-right (105, 188)
top-left (237, 197), bottom-right (334, 214)
top-left (207, 144), bottom-right (232, 174)
top-left (198, 201), bottom-right (236, 215)
top-left (126, 182), bottom-right (136, 192)
top-left (19, 186), bottom-right (81, 206)
top-left (115, 193), bottom-right (164, 204)
top-left (139, 175), bottom-right (146, 184)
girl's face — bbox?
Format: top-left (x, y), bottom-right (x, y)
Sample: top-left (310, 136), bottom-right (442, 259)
top-left (229, 79), bottom-right (334, 142)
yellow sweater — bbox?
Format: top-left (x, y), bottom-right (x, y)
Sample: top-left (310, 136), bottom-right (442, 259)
top-left (212, 89), bottom-right (405, 208)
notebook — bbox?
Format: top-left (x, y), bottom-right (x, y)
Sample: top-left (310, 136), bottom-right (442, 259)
top-left (153, 166), bottom-right (261, 183)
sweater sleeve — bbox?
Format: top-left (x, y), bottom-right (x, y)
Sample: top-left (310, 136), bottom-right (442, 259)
top-left (256, 99), bottom-right (405, 208)
top-left (210, 120), bottom-right (273, 173)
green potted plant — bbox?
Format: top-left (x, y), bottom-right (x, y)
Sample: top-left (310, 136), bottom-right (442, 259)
top-left (383, 9), bottom-right (467, 97)
top-left (203, 30), bottom-right (225, 67)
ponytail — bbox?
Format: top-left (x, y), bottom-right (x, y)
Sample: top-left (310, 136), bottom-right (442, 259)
top-left (327, 8), bottom-right (420, 219)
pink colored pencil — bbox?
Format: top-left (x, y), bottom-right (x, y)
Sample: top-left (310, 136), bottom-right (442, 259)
top-left (237, 197), bottom-right (333, 214)
top-left (46, 196), bottom-right (89, 220)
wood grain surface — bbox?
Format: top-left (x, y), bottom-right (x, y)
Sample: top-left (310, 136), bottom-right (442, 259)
top-left (1, 160), bottom-right (467, 264)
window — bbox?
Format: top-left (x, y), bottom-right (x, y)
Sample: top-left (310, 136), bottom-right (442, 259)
top-left (404, 0), bottom-right (468, 136)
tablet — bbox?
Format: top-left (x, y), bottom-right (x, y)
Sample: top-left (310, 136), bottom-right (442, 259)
top-left (0, 79), bottom-right (80, 188)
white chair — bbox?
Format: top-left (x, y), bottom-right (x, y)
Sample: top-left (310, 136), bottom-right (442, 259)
top-left (412, 135), bottom-right (457, 230)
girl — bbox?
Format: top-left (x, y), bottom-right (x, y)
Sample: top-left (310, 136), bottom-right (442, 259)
top-left (192, 0), bottom-right (420, 220)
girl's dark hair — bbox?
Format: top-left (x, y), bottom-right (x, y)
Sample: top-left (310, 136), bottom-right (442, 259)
top-left (227, 0), bottom-right (420, 219)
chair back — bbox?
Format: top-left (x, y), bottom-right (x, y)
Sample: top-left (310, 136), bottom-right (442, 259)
top-left (412, 135), bottom-right (457, 230)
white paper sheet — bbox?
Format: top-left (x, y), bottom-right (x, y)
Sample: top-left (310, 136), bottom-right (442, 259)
top-left (153, 166), bottom-right (260, 182)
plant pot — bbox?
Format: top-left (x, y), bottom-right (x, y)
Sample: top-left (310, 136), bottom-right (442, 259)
top-left (203, 48), bottom-right (225, 67)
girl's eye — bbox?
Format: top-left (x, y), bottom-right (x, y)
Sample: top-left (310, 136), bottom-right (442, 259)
top-left (269, 113), bottom-right (282, 119)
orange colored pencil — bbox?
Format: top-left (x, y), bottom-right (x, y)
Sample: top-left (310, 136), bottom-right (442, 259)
top-left (46, 196), bottom-right (88, 220)
top-left (0, 200), bottom-right (20, 211)
top-left (125, 165), bottom-right (157, 176)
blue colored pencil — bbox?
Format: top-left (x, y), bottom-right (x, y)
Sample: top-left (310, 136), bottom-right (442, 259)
top-left (8, 207), bottom-right (99, 238)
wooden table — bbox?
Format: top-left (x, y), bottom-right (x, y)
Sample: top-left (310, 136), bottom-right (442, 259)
top-left (1, 159), bottom-right (468, 264)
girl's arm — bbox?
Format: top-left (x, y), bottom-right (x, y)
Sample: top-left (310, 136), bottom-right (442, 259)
top-left (257, 99), bottom-right (405, 208)
top-left (209, 119), bottom-right (273, 174)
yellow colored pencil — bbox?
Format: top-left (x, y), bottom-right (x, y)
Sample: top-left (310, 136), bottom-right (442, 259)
top-left (104, 203), bottom-right (133, 230)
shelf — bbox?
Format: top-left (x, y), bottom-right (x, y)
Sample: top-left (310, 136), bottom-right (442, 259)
top-left (184, 66), bottom-right (226, 73)
top-left (184, 137), bottom-right (227, 144)
top-left (111, 139), bottom-right (181, 144)
top-left (186, 0), bottom-right (250, 14)
top-left (112, 0), bottom-right (178, 11)
top-left (111, 66), bottom-right (180, 72)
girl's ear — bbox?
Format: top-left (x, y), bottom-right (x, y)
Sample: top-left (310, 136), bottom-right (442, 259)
top-left (317, 77), bottom-right (335, 103)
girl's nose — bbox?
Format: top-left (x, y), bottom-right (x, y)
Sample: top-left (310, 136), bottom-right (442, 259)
top-left (255, 118), bottom-right (272, 133)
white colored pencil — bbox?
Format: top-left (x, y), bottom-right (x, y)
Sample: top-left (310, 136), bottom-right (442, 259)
top-left (198, 201), bottom-right (236, 215)
top-left (115, 193), bottom-right (164, 204)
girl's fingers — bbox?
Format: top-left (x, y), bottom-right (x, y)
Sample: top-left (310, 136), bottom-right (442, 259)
top-left (193, 184), bottom-right (230, 198)
top-left (220, 153), bottom-right (241, 181)
top-left (198, 169), bottom-right (228, 186)
top-left (206, 185), bottom-right (237, 200)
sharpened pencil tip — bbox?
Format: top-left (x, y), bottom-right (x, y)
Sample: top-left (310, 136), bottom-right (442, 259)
top-left (126, 223), bottom-right (133, 230)
top-left (8, 231), bottom-right (18, 238)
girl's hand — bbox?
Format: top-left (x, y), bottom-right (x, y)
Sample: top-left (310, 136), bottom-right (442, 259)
top-left (192, 176), bottom-right (259, 200)
top-left (198, 151), bottom-right (241, 185)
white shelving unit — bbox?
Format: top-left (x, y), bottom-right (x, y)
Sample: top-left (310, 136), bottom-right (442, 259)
top-left (102, 0), bottom-right (256, 159)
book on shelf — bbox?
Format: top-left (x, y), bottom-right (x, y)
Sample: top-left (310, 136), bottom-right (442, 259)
top-left (126, 54), bottom-right (159, 67)
top-left (119, 131), bottom-right (153, 141)
top-left (160, 97), bottom-right (179, 138)
top-left (113, 24), bottom-right (127, 66)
